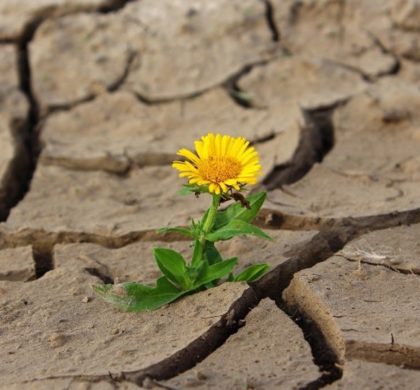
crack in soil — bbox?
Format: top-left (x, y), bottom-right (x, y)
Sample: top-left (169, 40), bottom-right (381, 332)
top-left (0, 227), bottom-right (191, 252)
top-left (33, 245), bottom-right (54, 279)
top-left (324, 55), bottom-right (400, 83)
top-left (248, 213), bottom-right (420, 385)
top-left (5, 208), bottom-right (420, 386)
top-left (126, 56), bottom-right (284, 109)
top-left (262, 0), bottom-right (280, 42)
top-left (84, 267), bottom-right (114, 284)
top-left (45, 49), bottom-right (137, 115)
top-left (0, 3), bottom-right (418, 387)
top-left (0, 110), bottom-right (32, 221)
top-left (0, 0), bottom-right (138, 45)
top-left (336, 253), bottom-right (420, 276)
top-left (242, 227), bottom-right (355, 389)
top-left (346, 341), bottom-right (420, 370)
top-left (252, 227), bottom-right (358, 300)
top-left (255, 208), bottom-right (334, 231)
top-left (278, 302), bottom-right (343, 390)
top-left (0, 0), bottom-right (142, 223)
top-left (256, 205), bottom-right (420, 232)
top-left (23, 287), bottom-right (259, 387)
top-left (42, 55), bottom-right (285, 135)
top-left (0, 42), bottom-right (41, 223)
top-left (223, 57), bottom-right (284, 109)
top-left (261, 102), bottom-right (338, 191)
top-left (324, 27), bottom-right (402, 83)
top-left (367, 31), bottom-right (403, 76)
top-left (2, 206), bottom-right (420, 253)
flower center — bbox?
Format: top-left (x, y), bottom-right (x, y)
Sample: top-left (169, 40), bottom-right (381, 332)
top-left (198, 156), bottom-right (242, 183)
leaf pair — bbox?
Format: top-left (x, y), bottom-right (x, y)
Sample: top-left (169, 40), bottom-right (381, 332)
top-left (154, 247), bottom-right (239, 291)
top-left (214, 191), bottom-right (266, 229)
top-left (207, 192), bottom-right (271, 242)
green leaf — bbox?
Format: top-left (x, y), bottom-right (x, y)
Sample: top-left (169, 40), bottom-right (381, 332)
top-left (233, 264), bottom-right (269, 282)
top-left (231, 90), bottom-right (254, 104)
top-left (153, 248), bottom-right (190, 289)
top-left (157, 226), bottom-right (194, 239)
top-left (206, 219), bottom-right (272, 242)
top-left (203, 241), bottom-right (223, 265)
top-left (177, 184), bottom-right (209, 196)
top-left (214, 192), bottom-right (266, 230)
top-left (199, 208), bottom-right (210, 230)
top-left (93, 276), bottom-right (186, 311)
top-left (194, 258), bottom-right (238, 287)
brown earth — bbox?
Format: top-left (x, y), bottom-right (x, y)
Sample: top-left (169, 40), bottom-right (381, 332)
top-left (0, 0), bottom-right (420, 389)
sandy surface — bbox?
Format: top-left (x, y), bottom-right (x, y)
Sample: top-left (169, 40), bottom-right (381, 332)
top-left (0, 0), bottom-right (420, 388)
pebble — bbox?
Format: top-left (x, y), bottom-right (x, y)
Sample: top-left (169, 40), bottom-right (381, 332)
top-left (48, 332), bottom-right (67, 348)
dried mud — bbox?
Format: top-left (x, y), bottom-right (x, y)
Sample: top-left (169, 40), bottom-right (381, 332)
top-left (0, 0), bottom-right (420, 389)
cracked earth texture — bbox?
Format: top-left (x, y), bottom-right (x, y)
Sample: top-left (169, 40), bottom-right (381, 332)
top-left (0, 0), bottom-right (420, 389)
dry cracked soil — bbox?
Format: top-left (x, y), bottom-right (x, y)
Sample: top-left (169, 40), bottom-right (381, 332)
top-left (0, 0), bottom-right (420, 389)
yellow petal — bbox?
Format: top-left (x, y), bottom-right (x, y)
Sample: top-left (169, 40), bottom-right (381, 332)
top-left (215, 133), bottom-right (222, 156)
top-left (220, 182), bottom-right (228, 193)
top-left (177, 148), bottom-right (200, 165)
top-left (194, 140), bottom-right (207, 160)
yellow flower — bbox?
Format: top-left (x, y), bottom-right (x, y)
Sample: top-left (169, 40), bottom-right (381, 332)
top-left (172, 133), bottom-right (261, 195)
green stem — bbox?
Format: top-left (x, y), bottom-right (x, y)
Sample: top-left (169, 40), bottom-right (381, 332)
top-left (192, 195), bottom-right (220, 267)
top-left (202, 194), bottom-right (221, 236)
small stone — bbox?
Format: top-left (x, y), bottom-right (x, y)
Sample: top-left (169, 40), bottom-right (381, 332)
top-left (81, 296), bottom-right (90, 303)
top-left (183, 375), bottom-right (201, 387)
top-left (196, 370), bottom-right (207, 380)
top-left (142, 377), bottom-right (154, 389)
top-left (48, 333), bottom-right (66, 348)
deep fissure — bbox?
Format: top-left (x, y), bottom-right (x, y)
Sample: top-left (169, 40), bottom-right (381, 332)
top-left (33, 245), bottom-right (53, 279)
top-left (278, 301), bottom-right (343, 390)
top-left (0, 42), bottom-right (41, 222)
top-left (0, 113), bottom-right (32, 221)
top-left (262, 102), bottom-right (338, 190)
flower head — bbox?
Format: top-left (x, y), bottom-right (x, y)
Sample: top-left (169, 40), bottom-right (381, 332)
top-left (172, 133), bottom-right (261, 195)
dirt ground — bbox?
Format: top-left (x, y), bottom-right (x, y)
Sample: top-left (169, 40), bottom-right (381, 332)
top-left (1, 0), bottom-right (420, 389)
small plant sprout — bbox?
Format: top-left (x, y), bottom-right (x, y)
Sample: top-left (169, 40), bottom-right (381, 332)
top-left (94, 133), bottom-right (271, 311)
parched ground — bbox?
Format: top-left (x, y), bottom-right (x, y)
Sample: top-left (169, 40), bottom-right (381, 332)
top-left (1, 0), bottom-right (420, 389)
